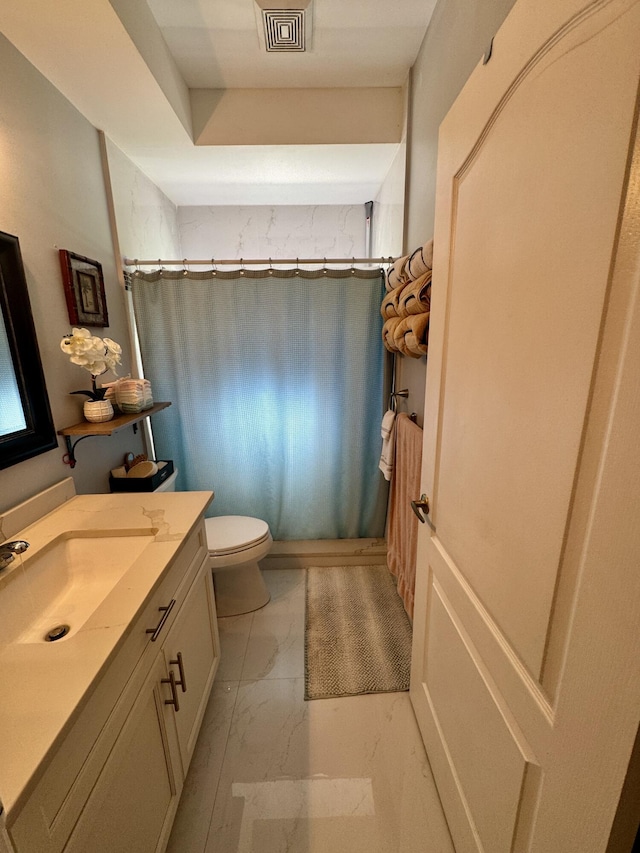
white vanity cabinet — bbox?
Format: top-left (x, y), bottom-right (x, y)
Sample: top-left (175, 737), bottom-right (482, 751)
top-left (6, 515), bottom-right (220, 853)
top-left (62, 653), bottom-right (182, 853)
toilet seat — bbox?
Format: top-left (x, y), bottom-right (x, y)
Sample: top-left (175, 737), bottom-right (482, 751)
top-left (205, 516), bottom-right (270, 556)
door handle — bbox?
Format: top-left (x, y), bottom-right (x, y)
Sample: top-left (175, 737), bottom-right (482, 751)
top-left (411, 494), bottom-right (430, 523)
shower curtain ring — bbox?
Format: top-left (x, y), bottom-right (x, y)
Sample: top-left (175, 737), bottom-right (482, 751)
top-left (182, 258), bottom-right (189, 276)
top-left (134, 259), bottom-right (140, 276)
top-left (323, 257), bottom-right (327, 275)
top-left (268, 257), bottom-right (273, 275)
top-left (158, 259), bottom-right (164, 277)
top-left (240, 258), bottom-right (245, 276)
top-left (295, 257), bottom-right (300, 275)
top-left (211, 258), bottom-right (217, 276)
top-left (351, 257), bottom-right (356, 275)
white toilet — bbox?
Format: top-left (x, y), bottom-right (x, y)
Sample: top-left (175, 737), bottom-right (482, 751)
top-left (155, 468), bottom-right (272, 617)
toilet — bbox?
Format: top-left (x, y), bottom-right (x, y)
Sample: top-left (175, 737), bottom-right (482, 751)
top-left (155, 468), bottom-right (272, 616)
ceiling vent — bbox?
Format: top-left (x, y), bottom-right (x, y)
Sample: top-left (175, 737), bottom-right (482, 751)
top-left (263, 10), bottom-right (305, 51)
top-left (255, 1), bottom-right (312, 52)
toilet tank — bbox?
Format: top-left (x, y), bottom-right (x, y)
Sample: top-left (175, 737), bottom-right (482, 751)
top-left (154, 468), bottom-right (178, 492)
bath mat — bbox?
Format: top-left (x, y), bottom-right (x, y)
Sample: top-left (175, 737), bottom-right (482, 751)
top-left (304, 564), bottom-right (412, 700)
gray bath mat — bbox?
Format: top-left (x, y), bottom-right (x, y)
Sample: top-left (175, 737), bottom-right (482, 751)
top-left (304, 564), bottom-right (412, 700)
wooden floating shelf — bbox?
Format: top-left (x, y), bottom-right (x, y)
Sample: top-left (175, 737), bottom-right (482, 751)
top-left (58, 402), bottom-right (171, 437)
top-left (58, 402), bottom-right (171, 467)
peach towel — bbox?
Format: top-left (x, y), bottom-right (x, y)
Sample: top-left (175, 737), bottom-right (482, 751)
top-left (398, 270), bottom-right (432, 316)
top-left (387, 413), bottom-right (423, 620)
top-left (393, 313), bottom-right (430, 358)
top-left (382, 317), bottom-right (402, 353)
top-left (385, 254), bottom-right (410, 291)
top-left (380, 286), bottom-right (405, 320)
top-left (381, 238), bottom-right (433, 355)
top-left (406, 239), bottom-right (433, 280)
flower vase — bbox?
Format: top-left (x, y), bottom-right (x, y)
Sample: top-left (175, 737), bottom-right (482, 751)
top-left (83, 399), bottom-right (114, 423)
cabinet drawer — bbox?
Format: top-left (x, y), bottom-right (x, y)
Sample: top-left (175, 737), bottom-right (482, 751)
top-left (8, 521), bottom-right (208, 853)
top-left (137, 519), bottom-right (208, 653)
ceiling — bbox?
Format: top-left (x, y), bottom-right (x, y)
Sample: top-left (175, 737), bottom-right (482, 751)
top-left (147, 0), bottom-right (433, 90)
top-left (0, 0), bottom-right (437, 206)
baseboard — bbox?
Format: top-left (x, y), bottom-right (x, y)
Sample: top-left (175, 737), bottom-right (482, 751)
top-left (262, 538), bottom-right (387, 569)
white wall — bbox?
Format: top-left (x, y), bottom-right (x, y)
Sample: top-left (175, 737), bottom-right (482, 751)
top-left (103, 137), bottom-right (183, 444)
top-left (0, 36), bottom-right (146, 510)
top-left (371, 143), bottom-right (406, 260)
top-left (177, 205), bottom-right (366, 262)
top-left (105, 138), bottom-right (182, 263)
top-left (405, 0), bottom-right (518, 248)
top-left (371, 82), bottom-right (408, 261)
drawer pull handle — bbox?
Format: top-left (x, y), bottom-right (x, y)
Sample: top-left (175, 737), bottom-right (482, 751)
top-left (161, 670), bottom-right (180, 712)
top-left (146, 599), bottom-right (176, 641)
top-left (170, 652), bottom-right (187, 693)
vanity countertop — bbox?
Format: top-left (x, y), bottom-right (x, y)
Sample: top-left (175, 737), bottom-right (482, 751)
top-left (0, 491), bottom-right (213, 820)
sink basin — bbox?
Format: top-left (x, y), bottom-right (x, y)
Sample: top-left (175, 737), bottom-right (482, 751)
top-left (0, 529), bottom-right (156, 647)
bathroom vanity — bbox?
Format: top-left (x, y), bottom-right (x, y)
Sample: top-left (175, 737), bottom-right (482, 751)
top-left (0, 485), bottom-right (219, 853)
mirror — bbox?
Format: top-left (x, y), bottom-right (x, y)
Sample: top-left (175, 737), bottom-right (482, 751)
top-left (0, 230), bottom-right (57, 470)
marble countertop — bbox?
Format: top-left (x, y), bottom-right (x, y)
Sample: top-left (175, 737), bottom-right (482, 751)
top-left (0, 491), bottom-right (213, 820)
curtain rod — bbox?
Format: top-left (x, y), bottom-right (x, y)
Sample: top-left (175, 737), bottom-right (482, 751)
top-left (124, 256), bottom-right (395, 267)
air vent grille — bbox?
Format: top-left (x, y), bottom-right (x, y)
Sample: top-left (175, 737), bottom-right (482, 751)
top-left (263, 10), bottom-right (305, 51)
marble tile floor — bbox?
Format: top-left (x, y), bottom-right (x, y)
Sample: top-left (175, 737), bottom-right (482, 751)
top-left (166, 569), bottom-right (455, 853)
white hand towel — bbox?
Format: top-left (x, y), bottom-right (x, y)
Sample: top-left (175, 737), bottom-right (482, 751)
top-left (379, 410), bottom-right (397, 481)
top-left (381, 409), bottom-right (396, 440)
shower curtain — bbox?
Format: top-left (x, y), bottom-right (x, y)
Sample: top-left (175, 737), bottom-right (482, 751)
top-left (131, 267), bottom-right (388, 540)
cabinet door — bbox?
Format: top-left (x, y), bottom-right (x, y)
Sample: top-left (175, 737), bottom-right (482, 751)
top-left (63, 654), bottom-right (181, 853)
top-left (163, 557), bottom-right (220, 773)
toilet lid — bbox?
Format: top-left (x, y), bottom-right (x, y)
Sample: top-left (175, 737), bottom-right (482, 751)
top-left (205, 515), bottom-right (270, 555)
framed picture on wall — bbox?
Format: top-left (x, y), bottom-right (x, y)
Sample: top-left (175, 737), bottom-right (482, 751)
top-left (59, 250), bottom-right (109, 327)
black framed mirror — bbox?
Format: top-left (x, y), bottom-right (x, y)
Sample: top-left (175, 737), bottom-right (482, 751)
top-left (0, 230), bottom-right (57, 470)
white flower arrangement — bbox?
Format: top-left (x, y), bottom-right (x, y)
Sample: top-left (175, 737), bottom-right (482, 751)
top-left (60, 328), bottom-right (122, 400)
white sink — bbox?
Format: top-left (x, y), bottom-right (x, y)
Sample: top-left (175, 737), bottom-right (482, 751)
top-left (0, 530), bottom-right (156, 647)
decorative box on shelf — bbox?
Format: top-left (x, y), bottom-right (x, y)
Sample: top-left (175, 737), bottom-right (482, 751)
top-left (109, 460), bottom-right (174, 493)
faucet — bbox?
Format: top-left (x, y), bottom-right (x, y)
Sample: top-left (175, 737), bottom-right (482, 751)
top-left (0, 540), bottom-right (30, 571)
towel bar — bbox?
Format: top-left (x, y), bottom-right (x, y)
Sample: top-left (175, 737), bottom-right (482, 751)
top-left (389, 388), bottom-right (409, 411)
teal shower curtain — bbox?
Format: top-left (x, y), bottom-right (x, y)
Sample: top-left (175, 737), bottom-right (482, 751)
top-left (131, 267), bottom-right (387, 540)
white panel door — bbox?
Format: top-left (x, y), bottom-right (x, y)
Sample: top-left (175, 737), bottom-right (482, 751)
top-left (410, 1), bottom-right (640, 851)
